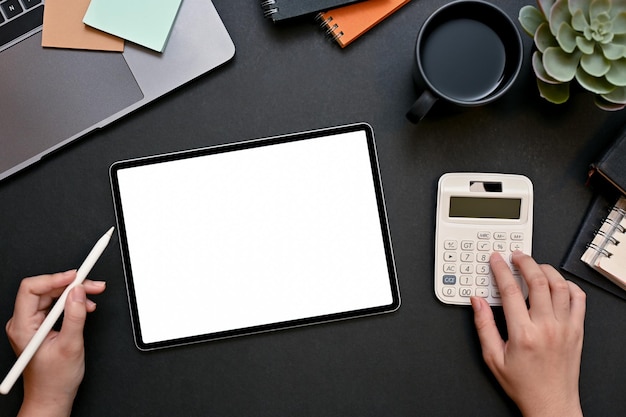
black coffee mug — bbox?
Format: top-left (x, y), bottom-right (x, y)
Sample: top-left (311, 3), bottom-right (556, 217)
top-left (406, 0), bottom-right (523, 123)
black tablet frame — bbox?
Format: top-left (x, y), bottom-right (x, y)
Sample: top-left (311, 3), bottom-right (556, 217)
top-left (110, 122), bottom-right (400, 350)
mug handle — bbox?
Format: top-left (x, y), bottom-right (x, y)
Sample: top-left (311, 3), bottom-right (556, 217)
top-left (406, 89), bottom-right (438, 124)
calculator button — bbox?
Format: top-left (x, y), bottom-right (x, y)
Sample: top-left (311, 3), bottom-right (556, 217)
top-left (461, 240), bottom-right (474, 250)
top-left (476, 276), bottom-right (489, 286)
top-left (476, 288), bottom-right (489, 298)
top-left (476, 265), bottom-right (490, 275)
top-left (510, 232), bottom-right (524, 241)
top-left (444, 252), bottom-right (457, 262)
top-left (510, 242), bottom-right (524, 252)
top-left (476, 253), bottom-right (489, 263)
top-left (460, 252), bottom-right (474, 262)
top-left (460, 264), bottom-right (473, 274)
top-left (442, 275), bottom-right (456, 285)
top-left (460, 275), bottom-right (472, 286)
top-left (477, 241), bottom-right (490, 251)
top-left (443, 264), bottom-right (456, 273)
top-left (491, 288), bottom-right (501, 298)
top-left (444, 240), bottom-right (458, 250)
top-left (493, 232), bottom-right (507, 240)
top-left (459, 287), bottom-right (473, 297)
top-left (493, 241), bottom-right (506, 252)
top-left (442, 287), bottom-right (456, 297)
top-left (477, 231), bottom-right (491, 239)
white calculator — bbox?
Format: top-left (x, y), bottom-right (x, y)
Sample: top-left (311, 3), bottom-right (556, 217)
top-left (434, 173), bottom-right (533, 306)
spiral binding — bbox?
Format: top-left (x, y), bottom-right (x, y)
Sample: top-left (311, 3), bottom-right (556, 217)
top-left (585, 201), bottom-right (626, 260)
top-left (604, 217), bottom-right (626, 234)
top-left (315, 12), bottom-right (344, 43)
top-left (587, 242), bottom-right (613, 258)
top-left (261, 0), bottom-right (278, 18)
top-left (596, 229), bottom-right (621, 246)
top-left (611, 204), bottom-right (626, 218)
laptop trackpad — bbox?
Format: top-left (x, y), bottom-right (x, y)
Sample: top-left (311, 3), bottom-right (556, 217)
top-left (0, 33), bottom-right (143, 169)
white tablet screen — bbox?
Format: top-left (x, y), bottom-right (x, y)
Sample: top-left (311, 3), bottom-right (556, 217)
top-left (111, 124), bottom-right (399, 350)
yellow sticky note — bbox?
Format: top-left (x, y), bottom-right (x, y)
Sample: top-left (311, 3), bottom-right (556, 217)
top-left (42, 0), bottom-right (124, 52)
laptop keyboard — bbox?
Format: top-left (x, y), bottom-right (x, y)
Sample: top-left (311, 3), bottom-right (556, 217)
top-left (0, 0), bottom-right (43, 49)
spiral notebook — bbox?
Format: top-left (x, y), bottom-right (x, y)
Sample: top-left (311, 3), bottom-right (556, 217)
top-left (261, 0), bottom-right (363, 22)
top-left (316, 0), bottom-right (411, 48)
top-left (581, 196), bottom-right (626, 291)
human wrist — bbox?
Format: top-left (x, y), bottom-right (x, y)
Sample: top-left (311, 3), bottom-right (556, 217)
top-left (18, 392), bottom-right (75, 417)
top-left (18, 401), bottom-right (73, 417)
top-left (519, 396), bottom-right (583, 417)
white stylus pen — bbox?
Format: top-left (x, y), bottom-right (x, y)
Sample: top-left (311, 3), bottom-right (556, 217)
top-left (0, 227), bottom-right (115, 395)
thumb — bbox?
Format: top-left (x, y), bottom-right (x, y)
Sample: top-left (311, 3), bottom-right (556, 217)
top-left (471, 297), bottom-right (505, 368)
top-left (57, 286), bottom-right (87, 353)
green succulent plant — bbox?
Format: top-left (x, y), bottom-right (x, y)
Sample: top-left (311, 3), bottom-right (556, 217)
top-left (519, 0), bottom-right (626, 110)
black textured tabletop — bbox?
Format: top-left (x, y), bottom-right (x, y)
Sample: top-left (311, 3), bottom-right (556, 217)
top-left (1, 1), bottom-right (625, 415)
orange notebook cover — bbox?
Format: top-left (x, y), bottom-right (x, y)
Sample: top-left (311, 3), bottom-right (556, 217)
top-left (42, 0), bottom-right (124, 51)
top-left (316, 0), bottom-right (411, 48)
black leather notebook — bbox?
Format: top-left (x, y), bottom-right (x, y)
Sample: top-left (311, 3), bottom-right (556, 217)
top-left (561, 191), bottom-right (626, 301)
top-left (588, 124), bottom-right (626, 195)
top-left (261, 0), bottom-right (364, 22)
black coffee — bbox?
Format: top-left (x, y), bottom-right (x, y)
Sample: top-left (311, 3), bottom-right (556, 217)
top-left (421, 18), bottom-right (506, 102)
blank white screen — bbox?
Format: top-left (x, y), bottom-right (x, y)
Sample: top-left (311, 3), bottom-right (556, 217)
top-left (116, 129), bottom-right (394, 344)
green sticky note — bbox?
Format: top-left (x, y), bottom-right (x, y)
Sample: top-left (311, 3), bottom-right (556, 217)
top-left (83, 0), bottom-right (182, 52)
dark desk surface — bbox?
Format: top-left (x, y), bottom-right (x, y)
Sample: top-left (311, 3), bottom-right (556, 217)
top-left (1, 0), bottom-right (625, 415)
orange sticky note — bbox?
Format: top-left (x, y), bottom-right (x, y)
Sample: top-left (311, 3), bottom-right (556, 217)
top-left (42, 0), bottom-right (124, 51)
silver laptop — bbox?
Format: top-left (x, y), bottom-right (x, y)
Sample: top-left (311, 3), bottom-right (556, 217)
top-left (0, 0), bottom-right (235, 181)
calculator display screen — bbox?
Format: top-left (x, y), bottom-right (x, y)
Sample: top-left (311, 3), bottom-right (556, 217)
top-left (449, 197), bottom-right (521, 219)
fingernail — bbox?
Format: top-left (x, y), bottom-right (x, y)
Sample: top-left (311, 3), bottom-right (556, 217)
top-left (71, 287), bottom-right (86, 303)
top-left (490, 252), bottom-right (503, 261)
top-left (63, 269), bottom-right (76, 277)
top-left (470, 297), bottom-right (482, 312)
